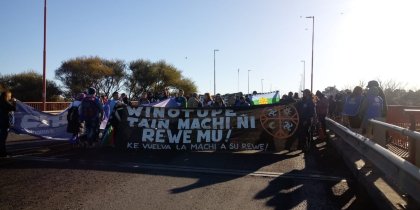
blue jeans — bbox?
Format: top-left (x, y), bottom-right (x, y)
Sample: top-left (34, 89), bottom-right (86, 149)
top-left (84, 121), bottom-right (99, 145)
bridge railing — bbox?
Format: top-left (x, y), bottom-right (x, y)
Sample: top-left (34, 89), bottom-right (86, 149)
top-left (326, 117), bottom-right (420, 205)
top-left (386, 105), bottom-right (420, 150)
top-left (23, 102), bottom-right (71, 112)
top-left (371, 117), bottom-right (420, 166)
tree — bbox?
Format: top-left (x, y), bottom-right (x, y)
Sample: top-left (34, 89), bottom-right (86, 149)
top-left (55, 56), bottom-right (126, 98)
top-left (97, 59), bottom-right (126, 97)
top-left (125, 59), bottom-right (156, 98)
top-left (173, 78), bottom-right (197, 96)
top-left (0, 71), bottom-right (62, 101)
top-left (322, 86), bottom-right (339, 97)
top-left (126, 59), bottom-right (197, 99)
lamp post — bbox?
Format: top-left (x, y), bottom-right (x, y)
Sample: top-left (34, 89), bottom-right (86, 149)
top-left (42, 0), bottom-right (47, 111)
top-left (247, 70), bottom-right (251, 94)
top-left (237, 68), bottom-right (240, 92)
top-left (261, 79), bottom-right (264, 93)
top-left (213, 49), bottom-right (219, 95)
top-left (301, 60), bottom-right (306, 90)
top-left (306, 16), bottom-right (315, 93)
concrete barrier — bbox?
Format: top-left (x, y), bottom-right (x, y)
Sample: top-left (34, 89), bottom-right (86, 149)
top-left (327, 118), bottom-right (420, 209)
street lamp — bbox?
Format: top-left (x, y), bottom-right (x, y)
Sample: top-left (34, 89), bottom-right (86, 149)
top-left (247, 70), bottom-right (251, 94)
top-left (306, 16), bottom-right (315, 93)
top-left (261, 79), bottom-right (264, 93)
top-left (301, 60), bottom-right (305, 90)
top-left (237, 68), bottom-right (240, 92)
top-left (213, 49), bottom-right (219, 95)
top-left (42, 0), bottom-right (47, 111)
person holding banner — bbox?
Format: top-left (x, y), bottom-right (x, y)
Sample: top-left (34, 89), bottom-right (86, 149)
top-left (138, 92), bottom-right (151, 105)
top-left (187, 93), bottom-right (202, 108)
top-left (213, 94), bottom-right (226, 108)
top-left (107, 91), bottom-right (120, 117)
top-left (67, 93), bottom-right (85, 143)
top-left (203, 93), bottom-right (214, 107)
top-left (0, 90), bottom-right (16, 157)
top-left (175, 89), bottom-right (187, 108)
top-left (236, 96), bottom-right (251, 107)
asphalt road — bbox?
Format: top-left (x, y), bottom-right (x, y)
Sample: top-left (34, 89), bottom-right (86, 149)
top-left (0, 133), bottom-right (378, 210)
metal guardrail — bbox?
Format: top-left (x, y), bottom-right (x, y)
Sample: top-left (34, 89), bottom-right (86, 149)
top-left (24, 102), bottom-right (71, 111)
top-left (370, 119), bottom-right (420, 141)
top-left (370, 117), bottom-right (420, 165)
top-left (386, 106), bottom-right (420, 150)
top-left (326, 117), bottom-right (420, 205)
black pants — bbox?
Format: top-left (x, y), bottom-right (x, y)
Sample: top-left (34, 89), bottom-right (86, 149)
top-left (285, 120), bottom-right (311, 150)
top-left (318, 115), bottom-right (327, 135)
top-left (0, 127), bottom-right (9, 156)
top-left (297, 120), bottom-right (311, 148)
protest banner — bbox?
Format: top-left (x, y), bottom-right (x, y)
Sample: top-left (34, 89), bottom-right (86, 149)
top-left (117, 103), bottom-right (299, 151)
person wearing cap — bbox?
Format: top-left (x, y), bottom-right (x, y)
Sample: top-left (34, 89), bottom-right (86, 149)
top-left (366, 80), bottom-right (387, 117)
top-left (296, 89), bottom-right (315, 151)
top-left (359, 86), bottom-right (384, 138)
top-left (79, 87), bottom-right (103, 147)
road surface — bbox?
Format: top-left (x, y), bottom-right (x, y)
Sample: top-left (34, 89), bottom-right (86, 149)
top-left (0, 133), bottom-right (377, 210)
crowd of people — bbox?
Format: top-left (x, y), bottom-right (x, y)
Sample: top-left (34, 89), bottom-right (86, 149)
top-left (0, 79), bottom-right (387, 155)
top-left (269, 80), bottom-right (387, 151)
top-left (65, 80), bottom-right (388, 150)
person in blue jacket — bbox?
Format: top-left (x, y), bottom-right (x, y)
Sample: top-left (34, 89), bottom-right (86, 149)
top-left (342, 86), bottom-right (365, 130)
top-left (359, 86), bottom-right (384, 138)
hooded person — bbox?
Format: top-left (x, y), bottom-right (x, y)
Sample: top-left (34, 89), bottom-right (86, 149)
top-left (367, 80), bottom-right (387, 117)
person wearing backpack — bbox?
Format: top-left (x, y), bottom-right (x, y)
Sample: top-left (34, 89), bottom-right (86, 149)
top-left (342, 86), bottom-right (364, 131)
top-left (67, 93), bottom-right (85, 143)
top-left (359, 86), bottom-right (384, 138)
top-left (79, 87), bottom-right (103, 147)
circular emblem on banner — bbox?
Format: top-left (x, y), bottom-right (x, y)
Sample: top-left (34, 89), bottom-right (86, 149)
top-left (260, 105), bottom-right (299, 139)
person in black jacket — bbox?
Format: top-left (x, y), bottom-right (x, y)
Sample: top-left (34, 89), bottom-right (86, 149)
top-left (0, 90), bottom-right (16, 157)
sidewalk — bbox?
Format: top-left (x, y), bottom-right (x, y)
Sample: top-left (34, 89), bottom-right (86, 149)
top-left (6, 131), bottom-right (42, 143)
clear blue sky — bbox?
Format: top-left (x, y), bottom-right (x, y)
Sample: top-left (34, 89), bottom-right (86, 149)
top-left (1, 0), bottom-right (419, 95)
